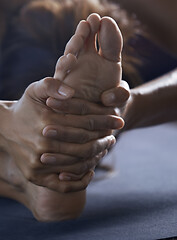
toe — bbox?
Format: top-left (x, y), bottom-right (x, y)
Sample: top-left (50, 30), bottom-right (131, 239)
top-left (75, 20), bottom-right (90, 39)
top-left (64, 20), bottom-right (90, 56)
top-left (87, 13), bottom-right (101, 34)
top-left (99, 17), bottom-right (123, 62)
top-left (86, 13), bottom-right (101, 52)
top-left (64, 34), bottom-right (84, 56)
top-left (54, 54), bottom-right (77, 81)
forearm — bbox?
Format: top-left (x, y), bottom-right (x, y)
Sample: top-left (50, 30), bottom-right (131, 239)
top-left (124, 69), bottom-right (177, 130)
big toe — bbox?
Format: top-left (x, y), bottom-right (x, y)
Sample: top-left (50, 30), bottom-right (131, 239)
top-left (99, 17), bottom-right (123, 62)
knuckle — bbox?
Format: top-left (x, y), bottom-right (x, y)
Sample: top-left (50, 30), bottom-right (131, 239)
top-left (43, 77), bottom-right (52, 90)
top-left (24, 169), bottom-right (37, 183)
top-left (28, 155), bottom-right (41, 170)
top-left (88, 118), bottom-right (95, 131)
top-left (35, 137), bottom-right (53, 154)
top-left (25, 82), bottom-right (36, 95)
top-left (86, 144), bottom-right (97, 158)
top-left (35, 141), bottom-right (46, 154)
top-left (92, 142), bottom-right (99, 156)
top-left (80, 102), bottom-right (89, 115)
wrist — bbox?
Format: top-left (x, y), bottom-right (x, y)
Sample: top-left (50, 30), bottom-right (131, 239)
top-left (122, 88), bottom-right (145, 131)
top-left (123, 69), bottom-right (177, 130)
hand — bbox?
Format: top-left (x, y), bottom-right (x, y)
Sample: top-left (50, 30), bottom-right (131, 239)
top-left (44, 80), bottom-right (129, 183)
top-left (2, 78), bottom-right (122, 192)
top-left (101, 80), bottom-right (130, 107)
top-left (45, 96), bottom-right (124, 181)
top-left (101, 80), bottom-right (130, 131)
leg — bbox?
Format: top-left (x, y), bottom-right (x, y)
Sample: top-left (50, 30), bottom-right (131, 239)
top-left (0, 13), bottom-right (123, 222)
top-left (0, 151), bottom-right (86, 222)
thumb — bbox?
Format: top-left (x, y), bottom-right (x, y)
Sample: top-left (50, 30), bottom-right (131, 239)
top-left (26, 77), bottom-right (75, 102)
top-left (101, 80), bottom-right (130, 107)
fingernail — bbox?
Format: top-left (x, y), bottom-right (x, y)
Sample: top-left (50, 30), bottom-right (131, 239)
top-left (41, 155), bottom-right (56, 164)
top-left (59, 175), bottom-right (71, 181)
top-left (104, 92), bottom-right (115, 105)
top-left (58, 85), bottom-right (74, 98)
top-left (109, 136), bottom-right (116, 147)
top-left (114, 117), bottom-right (125, 129)
top-left (119, 118), bottom-right (125, 129)
top-left (113, 118), bottom-right (124, 129)
top-left (44, 129), bottom-right (57, 137)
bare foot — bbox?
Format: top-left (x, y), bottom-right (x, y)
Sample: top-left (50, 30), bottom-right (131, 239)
top-left (54, 13), bottom-right (123, 102)
top-left (0, 152), bottom-right (86, 222)
top-left (0, 14), bottom-right (123, 222)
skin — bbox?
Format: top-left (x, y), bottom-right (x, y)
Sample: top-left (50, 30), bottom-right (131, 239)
top-left (2, 1), bottom-right (175, 222)
top-left (101, 0), bottom-right (177, 128)
top-left (45, 13), bottom-right (124, 180)
top-left (55, 14), bottom-right (123, 102)
top-left (54, 1), bottom-right (177, 179)
top-left (103, 69), bottom-right (177, 130)
top-left (0, 80), bottom-right (121, 221)
top-left (0, 14), bottom-right (127, 221)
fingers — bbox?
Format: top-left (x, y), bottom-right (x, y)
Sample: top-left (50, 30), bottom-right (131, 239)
top-left (41, 153), bottom-right (78, 166)
top-left (58, 150), bottom-right (107, 181)
top-left (101, 80), bottom-right (130, 107)
top-left (43, 125), bottom-right (112, 144)
top-left (46, 97), bottom-right (117, 116)
top-left (50, 114), bottom-right (124, 131)
top-left (21, 149), bottom-right (97, 193)
top-left (35, 170), bottom-right (94, 193)
top-left (22, 152), bottom-right (96, 193)
top-left (40, 135), bottom-right (115, 159)
top-left (41, 150), bottom-right (107, 176)
top-left (42, 155), bottom-right (98, 176)
top-left (26, 77), bottom-right (75, 102)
